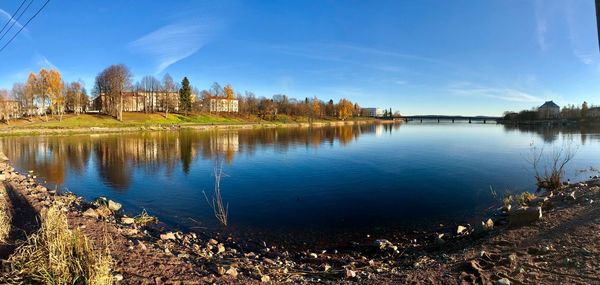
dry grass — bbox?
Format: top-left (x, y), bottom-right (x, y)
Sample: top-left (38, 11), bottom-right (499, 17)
top-left (516, 191), bottom-right (535, 206)
top-left (203, 160), bottom-right (229, 227)
top-left (529, 142), bottom-right (577, 191)
top-left (134, 209), bottom-right (158, 226)
top-left (2, 205), bottom-right (113, 285)
top-left (0, 185), bottom-right (11, 243)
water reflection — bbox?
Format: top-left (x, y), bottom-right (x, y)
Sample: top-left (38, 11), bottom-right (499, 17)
top-left (502, 124), bottom-right (600, 145)
top-left (0, 123), bottom-right (395, 190)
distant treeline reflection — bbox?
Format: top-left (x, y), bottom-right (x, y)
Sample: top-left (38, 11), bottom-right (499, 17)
top-left (0, 123), bottom-right (400, 189)
top-left (502, 124), bottom-right (600, 144)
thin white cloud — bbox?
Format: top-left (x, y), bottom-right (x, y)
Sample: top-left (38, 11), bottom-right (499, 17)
top-left (449, 82), bottom-right (544, 103)
top-left (34, 54), bottom-right (58, 70)
top-left (0, 8), bottom-right (30, 37)
top-left (129, 21), bottom-right (217, 74)
top-left (564, 1), bottom-right (598, 65)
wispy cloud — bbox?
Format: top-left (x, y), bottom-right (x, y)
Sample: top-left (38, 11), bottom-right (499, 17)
top-left (0, 8), bottom-right (29, 36)
top-left (534, 0), bottom-right (548, 51)
top-left (266, 42), bottom-right (445, 73)
top-left (564, 1), bottom-right (598, 65)
top-left (448, 82), bottom-right (544, 103)
top-left (129, 21), bottom-right (218, 74)
top-left (34, 54), bottom-right (57, 70)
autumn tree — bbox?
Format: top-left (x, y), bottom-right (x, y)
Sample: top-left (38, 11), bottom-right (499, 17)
top-left (223, 84), bottom-right (235, 112)
top-left (65, 81), bottom-right (85, 115)
top-left (94, 64), bottom-right (132, 121)
top-left (337, 98), bottom-right (354, 120)
top-left (0, 89), bottom-right (10, 123)
top-left (44, 69), bottom-right (64, 120)
top-left (179, 77), bottom-right (192, 115)
top-left (311, 96), bottom-right (321, 119)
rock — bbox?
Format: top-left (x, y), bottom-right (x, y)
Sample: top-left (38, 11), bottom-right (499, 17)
top-left (495, 277), bottom-right (511, 285)
top-left (0, 152), bottom-right (9, 162)
top-left (108, 200), bottom-right (122, 211)
top-left (216, 266), bottom-right (226, 276)
top-left (482, 218), bottom-right (494, 230)
top-left (121, 217), bottom-right (135, 225)
top-left (160, 232), bottom-right (176, 240)
top-left (528, 196), bottom-right (549, 206)
top-left (83, 208), bottom-right (99, 218)
top-left (0, 174), bottom-right (5, 181)
top-left (374, 239), bottom-right (393, 249)
top-left (501, 204), bottom-right (512, 212)
top-left (113, 274), bottom-right (124, 281)
top-left (225, 267), bottom-right (238, 278)
top-left (136, 240), bottom-right (147, 251)
top-left (322, 264), bottom-right (332, 272)
top-left (566, 191), bottom-right (576, 201)
top-left (217, 243), bottom-right (225, 254)
top-left (308, 252), bottom-right (318, 259)
top-left (435, 234), bottom-right (445, 245)
top-left (95, 206), bottom-right (112, 218)
top-left (345, 269), bottom-right (356, 278)
top-left (260, 275), bottom-right (271, 282)
top-left (208, 238), bottom-right (218, 245)
top-left (509, 207), bottom-right (542, 227)
top-left (456, 225), bottom-right (467, 234)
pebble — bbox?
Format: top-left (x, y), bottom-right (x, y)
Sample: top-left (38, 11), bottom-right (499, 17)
top-left (113, 274), bottom-right (124, 281)
top-left (495, 278), bottom-right (511, 285)
top-left (121, 217), bottom-right (135, 225)
top-left (456, 225), bottom-right (467, 234)
top-left (260, 275), bottom-right (271, 282)
top-left (160, 232), bottom-right (176, 240)
top-left (345, 269), bottom-right (356, 278)
top-left (226, 267), bottom-right (238, 278)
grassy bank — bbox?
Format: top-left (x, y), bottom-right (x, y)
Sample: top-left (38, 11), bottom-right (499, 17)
top-left (0, 112), bottom-right (378, 137)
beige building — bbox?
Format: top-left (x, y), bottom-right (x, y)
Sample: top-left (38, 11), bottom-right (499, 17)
top-left (209, 97), bottom-right (238, 113)
top-left (93, 91), bottom-right (180, 113)
top-left (538, 101), bottom-right (560, 119)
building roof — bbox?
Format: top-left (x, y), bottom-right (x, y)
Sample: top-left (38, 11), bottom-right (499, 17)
top-left (539, 101), bottom-right (560, 109)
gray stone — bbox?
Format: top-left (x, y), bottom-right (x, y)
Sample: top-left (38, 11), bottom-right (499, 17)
top-left (509, 207), bottom-right (542, 226)
top-left (495, 277), bottom-right (511, 285)
top-left (456, 225), bottom-right (467, 234)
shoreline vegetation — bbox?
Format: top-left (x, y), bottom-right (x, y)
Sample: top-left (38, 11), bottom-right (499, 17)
top-left (0, 112), bottom-right (396, 137)
top-left (1, 156), bottom-right (600, 283)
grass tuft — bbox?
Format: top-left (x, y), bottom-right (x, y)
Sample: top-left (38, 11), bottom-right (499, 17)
top-left (0, 185), bottom-right (11, 243)
top-left (2, 205), bottom-right (113, 285)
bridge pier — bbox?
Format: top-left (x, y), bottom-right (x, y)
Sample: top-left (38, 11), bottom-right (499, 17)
top-left (437, 119), bottom-right (440, 123)
top-left (468, 119), bottom-right (472, 124)
top-left (483, 120), bottom-right (486, 124)
top-left (420, 119), bottom-right (422, 123)
top-left (452, 119), bottom-right (455, 123)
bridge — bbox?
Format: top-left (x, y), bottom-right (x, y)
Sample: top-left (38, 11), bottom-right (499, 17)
top-left (401, 115), bottom-right (502, 124)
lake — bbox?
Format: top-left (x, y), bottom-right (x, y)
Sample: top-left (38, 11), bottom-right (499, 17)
top-left (2, 122), bottom-right (600, 246)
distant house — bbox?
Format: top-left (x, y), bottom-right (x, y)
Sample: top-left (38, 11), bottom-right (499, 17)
top-left (538, 101), bottom-right (560, 119)
top-left (588, 107), bottom-right (600, 118)
top-left (362, 108), bottom-right (383, 117)
top-left (209, 97), bottom-right (238, 113)
top-left (93, 91), bottom-right (180, 113)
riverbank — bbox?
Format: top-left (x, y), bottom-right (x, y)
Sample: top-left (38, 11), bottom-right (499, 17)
top-left (0, 113), bottom-right (386, 137)
top-left (1, 157), bottom-right (599, 284)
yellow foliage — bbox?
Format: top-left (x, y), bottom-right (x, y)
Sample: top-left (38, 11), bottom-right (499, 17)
top-left (338, 98), bottom-right (354, 120)
top-left (224, 84), bottom-right (234, 100)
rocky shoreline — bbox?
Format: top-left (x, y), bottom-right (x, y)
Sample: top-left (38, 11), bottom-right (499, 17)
top-left (1, 158), bottom-right (599, 284)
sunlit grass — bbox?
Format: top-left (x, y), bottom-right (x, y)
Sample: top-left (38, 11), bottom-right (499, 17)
top-left (3, 205), bottom-right (113, 285)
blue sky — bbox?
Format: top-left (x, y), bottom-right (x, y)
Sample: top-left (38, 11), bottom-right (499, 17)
top-left (0, 0), bottom-right (598, 116)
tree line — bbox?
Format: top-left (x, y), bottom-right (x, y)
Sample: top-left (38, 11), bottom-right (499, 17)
top-left (1, 63), bottom-right (368, 123)
top-left (503, 101), bottom-right (598, 121)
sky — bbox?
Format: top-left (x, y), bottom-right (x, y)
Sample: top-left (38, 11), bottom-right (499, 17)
top-left (0, 0), bottom-right (599, 116)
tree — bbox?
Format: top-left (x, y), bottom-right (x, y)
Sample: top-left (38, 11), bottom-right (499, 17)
top-left (45, 69), bottom-right (64, 120)
top-left (223, 84), bottom-right (235, 113)
top-left (311, 96), bottom-right (321, 119)
top-left (94, 64), bottom-right (132, 121)
top-left (24, 73), bottom-right (37, 117)
top-left (65, 81), bottom-right (84, 115)
top-left (179, 77), bottom-right (192, 115)
top-left (162, 73), bottom-right (176, 118)
top-left (582, 101), bottom-right (589, 118)
top-left (337, 98), bottom-right (354, 120)
top-left (0, 89), bottom-right (10, 123)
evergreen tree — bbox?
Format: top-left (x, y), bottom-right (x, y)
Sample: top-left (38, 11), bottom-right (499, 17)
top-left (179, 77), bottom-right (192, 115)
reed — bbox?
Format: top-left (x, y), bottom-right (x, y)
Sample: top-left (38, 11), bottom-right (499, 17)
top-left (203, 160), bottom-right (229, 226)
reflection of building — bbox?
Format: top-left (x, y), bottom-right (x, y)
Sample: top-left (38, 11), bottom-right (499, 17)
top-left (362, 108), bottom-right (383, 117)
top-left (209, 97), bottom-right (238, 113)
top-left (538, 101), bottom-right (560, 119)
top-left (211, 132), bottom-right (239, 153)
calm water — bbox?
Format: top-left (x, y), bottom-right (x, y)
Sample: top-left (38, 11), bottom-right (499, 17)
top-left (2, 122), bottom-right (600, 245)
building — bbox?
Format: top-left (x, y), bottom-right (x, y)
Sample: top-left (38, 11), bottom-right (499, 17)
top-left (209, 97), bottom-right (238, 113)
top-left (93, 91), bottom-right (180, 113)
top-left (588, 107), bottom-right (600, 118)
top-left (538, 101), bottom-right (560, 119)
top-left (361, 107), bottom-right (384, 117)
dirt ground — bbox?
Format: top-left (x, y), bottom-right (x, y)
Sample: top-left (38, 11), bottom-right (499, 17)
top-left (1, 160), bottom-right (599, 284)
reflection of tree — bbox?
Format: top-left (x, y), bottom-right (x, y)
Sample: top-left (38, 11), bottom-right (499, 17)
top-left (0, 122), bottom-right (402, 193)
top-left (502, 124), bottom-right (600, 144)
